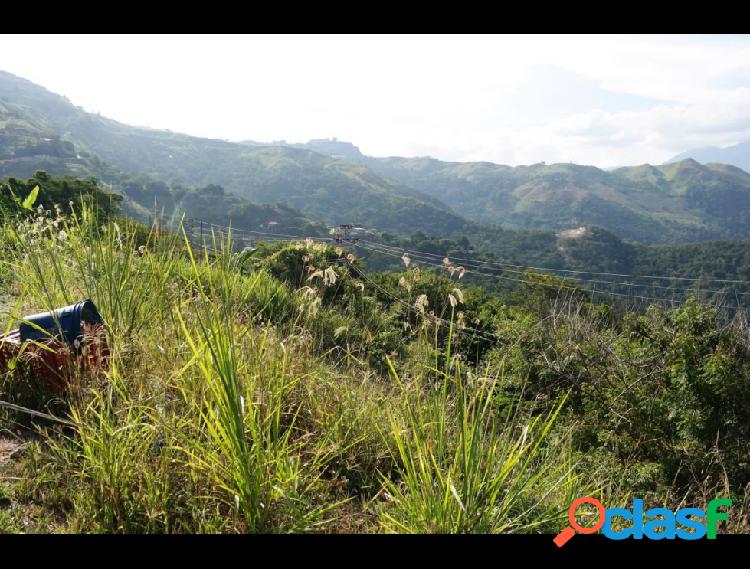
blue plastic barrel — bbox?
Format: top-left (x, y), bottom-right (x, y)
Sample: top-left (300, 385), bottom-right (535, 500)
top-left (18, 299), bottom-right (104, 347)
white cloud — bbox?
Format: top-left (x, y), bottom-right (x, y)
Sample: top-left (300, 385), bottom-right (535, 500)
top-left (2, 34), bottom-right (750, 167)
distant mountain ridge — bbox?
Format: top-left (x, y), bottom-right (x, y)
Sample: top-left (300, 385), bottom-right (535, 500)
top-left (0, 70), bottom-right (466, 236)
top-left (261, 138), bottom-right (750, 243)
top-left (240, 138), bottom-right (365, 162)
top-left (5, 69), bottom-right (750, 244)
top-left (669, 140), bottom-right (750, 174)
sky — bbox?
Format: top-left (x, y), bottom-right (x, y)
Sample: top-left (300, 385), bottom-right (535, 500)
top-left (2, 34), bottom-right (750, 168)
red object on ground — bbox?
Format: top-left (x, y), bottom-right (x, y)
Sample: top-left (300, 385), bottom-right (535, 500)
top-left (0, 302), bottom-right (110, 393)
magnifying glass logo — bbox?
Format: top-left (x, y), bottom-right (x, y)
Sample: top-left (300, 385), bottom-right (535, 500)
top-left (553, 497), bottom-right (606, 547)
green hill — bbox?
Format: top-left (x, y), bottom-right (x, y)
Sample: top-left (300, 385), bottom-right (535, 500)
top-left (259, 138), bottom-right (750, 244)
top-left (359, 155), bottom-right (750, 243)
top-left (117, 174), bottom-right (330, 237)
top-left (0, 70), bottom-right (466, 236)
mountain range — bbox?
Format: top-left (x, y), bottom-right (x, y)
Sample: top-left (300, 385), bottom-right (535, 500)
top-left (253, 139), bottom-right (750, 244)
top-left (4, 69), bottom-right (750, 246)
top-left (669, 140), bottom-right (750, 175)
top-left (0, 70), bottom-right (466, 236)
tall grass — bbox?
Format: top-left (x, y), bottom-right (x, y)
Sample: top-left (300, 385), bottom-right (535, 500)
top-left (0, 205), bottom-right (588, 533)
top-left (171, 231), bottom-right (340, 531)
top-left (377, 331), bottom-right (581, 533)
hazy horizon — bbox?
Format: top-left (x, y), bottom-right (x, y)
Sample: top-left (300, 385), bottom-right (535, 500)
top-left (2, 34), bottom-right (750, 168)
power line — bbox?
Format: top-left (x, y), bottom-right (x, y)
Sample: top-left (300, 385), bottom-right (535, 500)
top-left (356, 240), bottom-right (750, 298)
top-left (189, 217), bottom-right (745, 289)
top-left (159, 217), bottom-right (750, 288)
top-left (181, 219), bottom-right (747, 309)
top-left (354, 241), bottom-right (744, 308)
top-left (358, 238), bottom-right (750, 286)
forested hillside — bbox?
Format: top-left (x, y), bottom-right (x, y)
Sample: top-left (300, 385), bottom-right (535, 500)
top-left (360, 155), bottom-right (750, 243)
top-left (252, 137), bottom-right (750, 243)
top-left (0, 71), bottom-right (466, 236)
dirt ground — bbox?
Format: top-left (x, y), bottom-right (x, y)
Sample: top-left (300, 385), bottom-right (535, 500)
top-left (0, 294), bottom-right (11, 322)
top-left (0, 434), bottom-right (24, 516)
top-left (0, 429), bottom-right (50, 533)
top-left (0, 436), bottom-right (23, 466)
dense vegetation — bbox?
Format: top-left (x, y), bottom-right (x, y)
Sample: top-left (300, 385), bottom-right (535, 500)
top-left (7, 173), bottom-right (750, 309)
top-left (115, 174), bottom-right (329, 238)
top-left (0, 181), bottom-right (748, 533)
top-left (1, 171), bottom-right (122, 219)
top-left (356, 226), bottom-right (750, 309)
